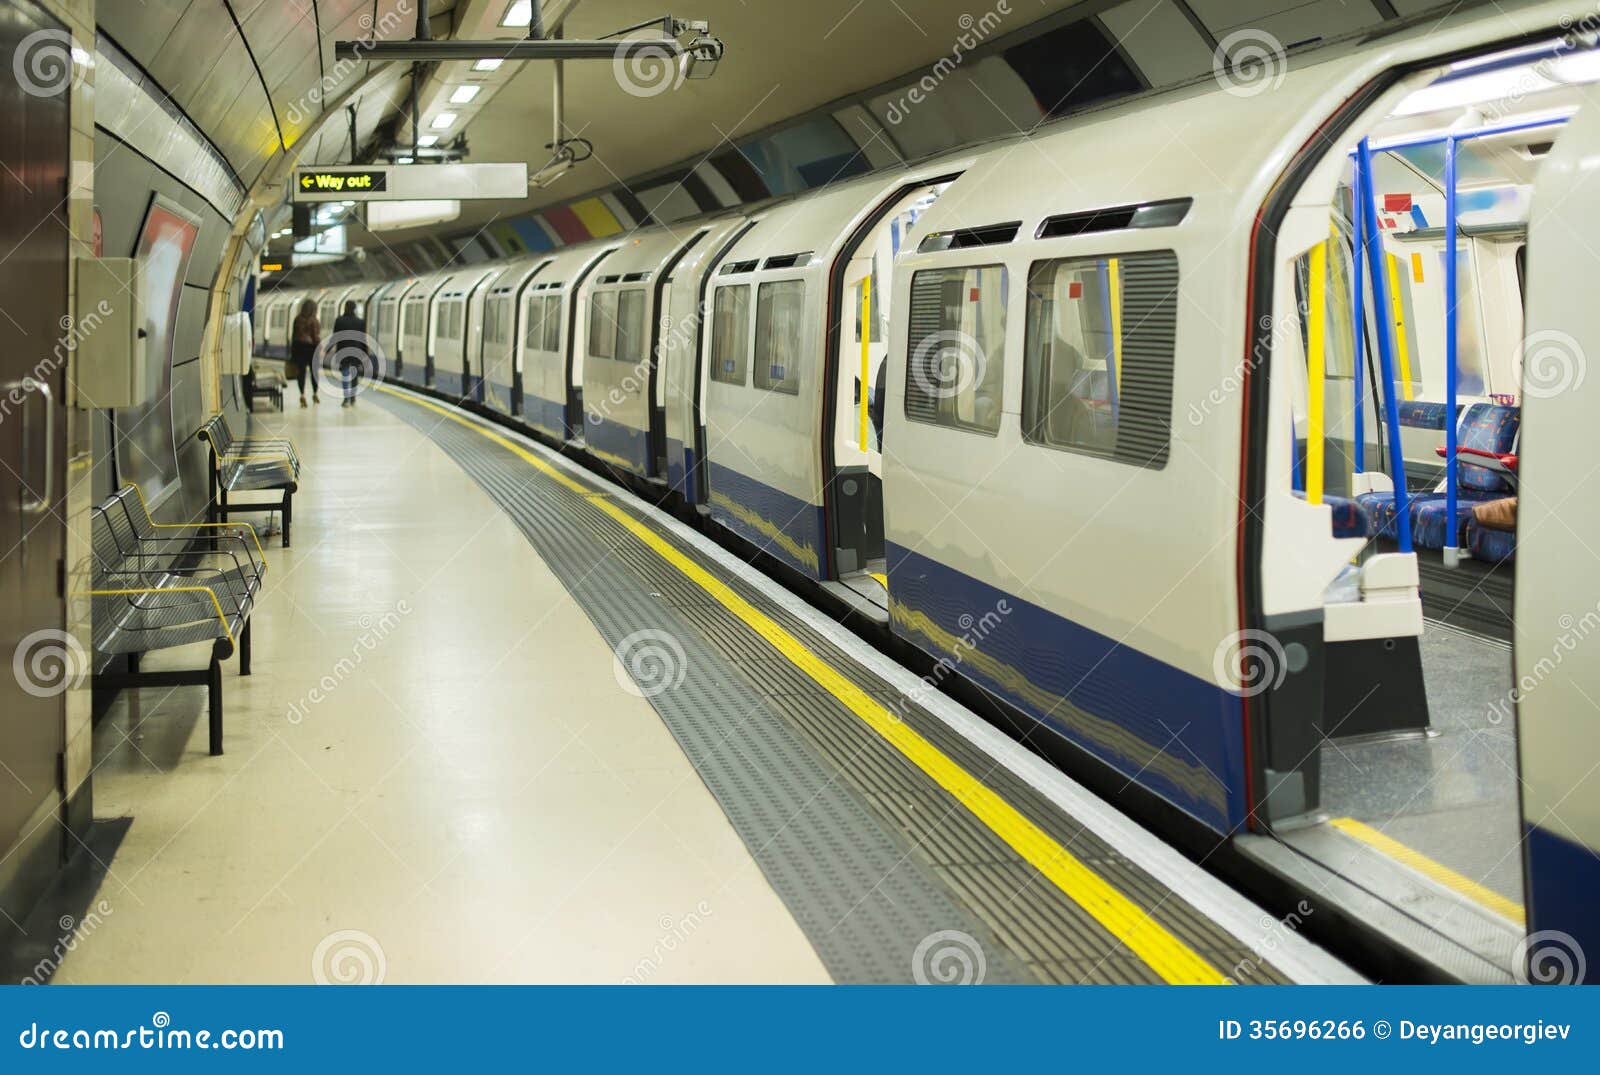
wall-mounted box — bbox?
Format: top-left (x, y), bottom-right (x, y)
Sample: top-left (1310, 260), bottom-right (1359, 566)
top-left (72, 257), bottom-right (147, 409)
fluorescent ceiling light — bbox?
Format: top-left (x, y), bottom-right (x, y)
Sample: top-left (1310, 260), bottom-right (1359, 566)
top-left (473, 58), bottom-right (503, 72)
top-left (500, 1), bottom-right (531, 28)
top-left (449, 85), bottom-right (481, 104)
top-left (430, 112), bottom-right (458, 129)
top-left (417, 135), bottom-right (439, 147)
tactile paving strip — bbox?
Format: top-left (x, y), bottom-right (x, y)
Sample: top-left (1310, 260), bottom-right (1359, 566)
top-left (379, 391), bottom-right (1287, 984)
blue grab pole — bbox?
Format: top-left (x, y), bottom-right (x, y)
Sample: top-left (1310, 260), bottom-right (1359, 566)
top-left (1350, 168), bottom-right (1366, 474)
top-left (1355, 136), bottom-right (1413, 553)
top-left (1444, 137), bottom-right (1461, 564)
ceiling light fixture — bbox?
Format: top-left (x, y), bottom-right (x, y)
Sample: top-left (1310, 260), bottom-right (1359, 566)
top-left (430, 112), bottom-right (458, 129)
top-left (500, 1), bottom-right (531, 28)
top-left (449, 85), bottom-right (481, 104)
top-left (473, 58), bottom-right (503, 72)
top-left (417, 135), bottom-right (439, 147)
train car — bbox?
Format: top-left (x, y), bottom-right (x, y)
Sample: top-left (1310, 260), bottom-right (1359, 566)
top-left (701, 162), bottom-right (964, 584)
top-left (660, 214), bottom-right (753, 503)
top-left (255, 288), bottom-right (298, 359)
top-left (431, 266), bottom-right (504, 401)
top-left (580, 227), bottom-right (717, 479)
top-left (479, 255), bottom-right (551, 417)
top-left (398, 271), bottom-right (450, 389)
top-left (518, 239), bottom-right (618, 441)
top-left (372, 277), bottom-right (421, 380)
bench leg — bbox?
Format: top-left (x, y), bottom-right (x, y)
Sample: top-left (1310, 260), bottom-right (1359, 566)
top-left (127, 652), bottom-right (140, 674)
top-left (240, 617), bottom-right (252, 676)
top-left (218, 487), bottom-right (229, 523)
top-left (207, 655), bottom-right (224, 756)
top-left (281, 493), bottom-right (292, 548)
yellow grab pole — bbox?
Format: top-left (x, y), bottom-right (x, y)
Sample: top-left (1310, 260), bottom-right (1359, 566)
top-left (1307, 240), bottom-right (1327, 505)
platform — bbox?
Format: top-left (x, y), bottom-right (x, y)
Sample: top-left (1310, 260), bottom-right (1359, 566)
top-left (54, 388), bottom-right (1357, 985)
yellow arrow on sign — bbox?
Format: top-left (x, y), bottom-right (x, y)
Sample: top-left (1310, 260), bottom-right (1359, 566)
top-left (300, 175), bottom-right (313, 189)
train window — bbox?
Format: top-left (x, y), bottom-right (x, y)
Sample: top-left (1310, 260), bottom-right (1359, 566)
top-left (541, 296), bottom-right (561, 352)
top-left (754, 280), bottom-right (805, 395)
top-left (1021, 249), bottom-right (1178, 469)
top-left (589, 291), bottom-right (618, 359)
top-left (710, 285), bottom-right (751, 386)
top-left (904, 264), bottom-right (1008, 435)
top-left (616, 289), bottom-right (646, 364)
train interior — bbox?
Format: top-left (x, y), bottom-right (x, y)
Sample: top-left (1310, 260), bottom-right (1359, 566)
top-left (1255, 37), bottom-right (1594, 979)
top-left (828, 181), bottom-right (950, 611)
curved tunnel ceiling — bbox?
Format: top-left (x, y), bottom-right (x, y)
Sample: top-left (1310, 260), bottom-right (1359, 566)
top-left (95, 0), bottom-right (1481, 282)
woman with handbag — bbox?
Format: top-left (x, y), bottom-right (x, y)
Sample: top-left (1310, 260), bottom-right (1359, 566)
top-left (289, 299), bottom-right (321, 406)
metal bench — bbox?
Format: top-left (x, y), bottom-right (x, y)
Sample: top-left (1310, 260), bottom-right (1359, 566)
top-left (196, 413), bottom-right (299, 547)
top-left (249, 362), bottom-right (284, 411)
top-left (88, 487), bottom-right (266, 755)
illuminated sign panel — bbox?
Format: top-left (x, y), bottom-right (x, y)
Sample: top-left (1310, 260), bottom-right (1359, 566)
top-left (297, 169), bottom-right (388, 196)
top-left (292, 163), bottom-right (527, 202)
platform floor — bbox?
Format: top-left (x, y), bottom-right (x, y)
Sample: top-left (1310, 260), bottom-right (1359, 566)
top-left (55, 386), bottom-right (1357, 985)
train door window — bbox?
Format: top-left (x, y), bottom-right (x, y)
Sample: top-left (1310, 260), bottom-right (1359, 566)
top-left (754, 280), bottom-right (805, 395)
top-left (541, 296), bottom-right (562, 352)
top-left (710, 285), bottom-right (751, 386)
top-left (616, 288), bottom-right (646, 364)
top-left (589, 290), bottom-right (618, 359)
top-left (1021, 250), bottom-right (1177, 468)
top-left (904, 264), bottom-right (1007, 435)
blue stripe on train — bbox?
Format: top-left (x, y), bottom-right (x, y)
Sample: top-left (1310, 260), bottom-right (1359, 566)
top-left (885, 543), bottom-right (1247, 832)
top-left (524, 394), bottom-right (568, 440)
top-left (706, 461), bottom-right (825, 579)
top-left (586, 414), bottom-right (649, 476)
top-left (666, 438), bottom-right (700, 503)
top-left (435, 369), bottom-right (464, 397)
top-left (1524, 822), bottom-right (1599, 982)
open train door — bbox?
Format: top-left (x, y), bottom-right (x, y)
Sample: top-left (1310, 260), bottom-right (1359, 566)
top-left (1513, 84), bottom-right (1600, 985)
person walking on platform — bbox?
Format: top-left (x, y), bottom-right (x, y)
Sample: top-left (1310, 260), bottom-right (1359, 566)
top-left (290, 299), bottom-right (321, 407)
top-left (333, 300), bottom-right (369, 407)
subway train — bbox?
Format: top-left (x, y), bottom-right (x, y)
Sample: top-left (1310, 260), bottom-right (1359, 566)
top-left (256, 1), bottom-right (1599, 973)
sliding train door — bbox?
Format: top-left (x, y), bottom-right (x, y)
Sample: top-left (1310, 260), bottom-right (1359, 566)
top-left (1514, 88), bottom-right (1600, 979)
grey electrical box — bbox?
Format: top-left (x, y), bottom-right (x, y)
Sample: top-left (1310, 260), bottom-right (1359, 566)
top-left (72, 257), bottom-right (147, 409)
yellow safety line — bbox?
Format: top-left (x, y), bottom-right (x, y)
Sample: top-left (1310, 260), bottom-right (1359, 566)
top-left (126, 483), bottom-right (267, 576)
top-left (1329, 817), bottom-right (1525, 925)
top-left (859, 276), bottom-right (871, 452)
top-left (1306, 240), bottom-right (1327, 505)
top-left (1384, 254), bottom-right (1415, 401)
top-left (1108, 257), bottom-right (1124, 395)
top-left (83, 586), bottom-right (233, 644)
top-left (378, 384), bottom-right (1229, 985)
